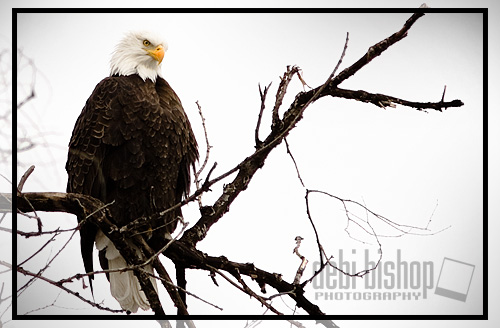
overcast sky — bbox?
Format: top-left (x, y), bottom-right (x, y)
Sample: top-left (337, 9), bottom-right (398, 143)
top-left (2, 1), bottom-right (499, 328)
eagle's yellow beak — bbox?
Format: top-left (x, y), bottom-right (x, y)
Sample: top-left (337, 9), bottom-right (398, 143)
top-left (147, 45), bottom-right (165, 65)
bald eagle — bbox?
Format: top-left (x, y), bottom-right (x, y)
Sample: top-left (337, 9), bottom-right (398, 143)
top-left (66, 31), bottom-right (198, 313)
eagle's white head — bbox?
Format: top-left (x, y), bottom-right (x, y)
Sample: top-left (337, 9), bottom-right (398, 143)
top-left (110, 31), bottom-right (167, 82)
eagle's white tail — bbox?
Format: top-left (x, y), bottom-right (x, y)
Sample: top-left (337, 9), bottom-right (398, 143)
top-left (95, 230), bottom-right (157, 313)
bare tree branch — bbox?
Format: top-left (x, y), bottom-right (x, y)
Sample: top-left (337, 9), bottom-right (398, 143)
top-left (17, 266), bottom-right (125, 314)
top-left (16, 191), bottom-right (325, 315)
top-left (329, 87), bottom-right (463, 112)
top-left (193, 101), bottom-right (212, 208)
top-left (255, 82), bottom-right (272, 148)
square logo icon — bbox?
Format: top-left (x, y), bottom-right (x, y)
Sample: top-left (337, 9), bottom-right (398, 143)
top-left (434, 257), bottom-right (475, 302)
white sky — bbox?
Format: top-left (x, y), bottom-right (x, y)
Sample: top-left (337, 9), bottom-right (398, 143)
top-left (1, 1), bottom-right (499, 328)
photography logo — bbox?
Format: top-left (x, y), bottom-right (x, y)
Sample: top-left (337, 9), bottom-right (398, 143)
top-left (434, 257), bottom-right (475, 302)
top-left (312, 249), bottom-right (475, 303)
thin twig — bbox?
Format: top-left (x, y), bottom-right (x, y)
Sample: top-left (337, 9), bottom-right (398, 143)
top-left (141, 216), bottom-right (189, 267)
top-left (150, 271), bottom-right (223, 311)
top-left (207, 265), bottom-right (283, 315)
top-left (304, 189), bottom-right (325, 264)
top-left (17, 266), bottom-right (125, 313)
top-left (17, 165), bottom-right (35, 194)
top-left (272, 66), bottom-right (300, 127)
top-left (18, 232), bottom-right (60, 267)
top-left (441, 85), bottom-right (447, 102)
top-left (255, 82), bottom-right (272, 148)
top-left (17, 220), bottom-right (80, 297)
top-left (284, 138), bottom-right (305, 188)
top-left (292, 236), bottom-right (308, 285)
top-left (17, 226), bottom-right (77, 238)
top-left (0, 260), bottom-right (11, 270)
top-left (16, 49), bottom-right (37, 110)
top-left (194, 101), bottom-right (212, 208)
top-left (17, 166), bottom-right (42, 234)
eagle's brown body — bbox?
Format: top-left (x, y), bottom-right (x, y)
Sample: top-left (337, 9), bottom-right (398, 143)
top-left (66, 73), bottom-right (198, 308)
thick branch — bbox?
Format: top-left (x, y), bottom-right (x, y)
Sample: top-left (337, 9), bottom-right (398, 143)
top-left (331, 11), bottom-right (425, 86)
top-left (17, 192), bottom-right (167, 315)
top-left (329, 87), bottom-right (464, 111)
top-left (177, 11), bottom-right (464, 251)
top-left (17, 191), bottom-right (324, 315)
top-left (180, 67), bottom-right (305, 247)
top-left (162, 242), bottom-right (325, 315)
top-left (132, 236), bottom-right (189, 315)
top-left (17, 192), bottom-right (105, 220)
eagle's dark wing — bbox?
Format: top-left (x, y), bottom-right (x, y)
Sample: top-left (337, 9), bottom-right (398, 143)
top-left (155, 77), bottom-right (199, 199)
top-left (66, 74), bottom-right (198, 290)
top-left (66, 77), bottom-right (116, 288)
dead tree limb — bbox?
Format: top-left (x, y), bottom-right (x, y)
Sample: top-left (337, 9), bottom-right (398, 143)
top-left (16, 191), bottom-right (325, 315)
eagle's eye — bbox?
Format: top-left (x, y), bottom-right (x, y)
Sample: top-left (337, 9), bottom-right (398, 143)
top-left (143, 40), bottom-right (151, 46)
